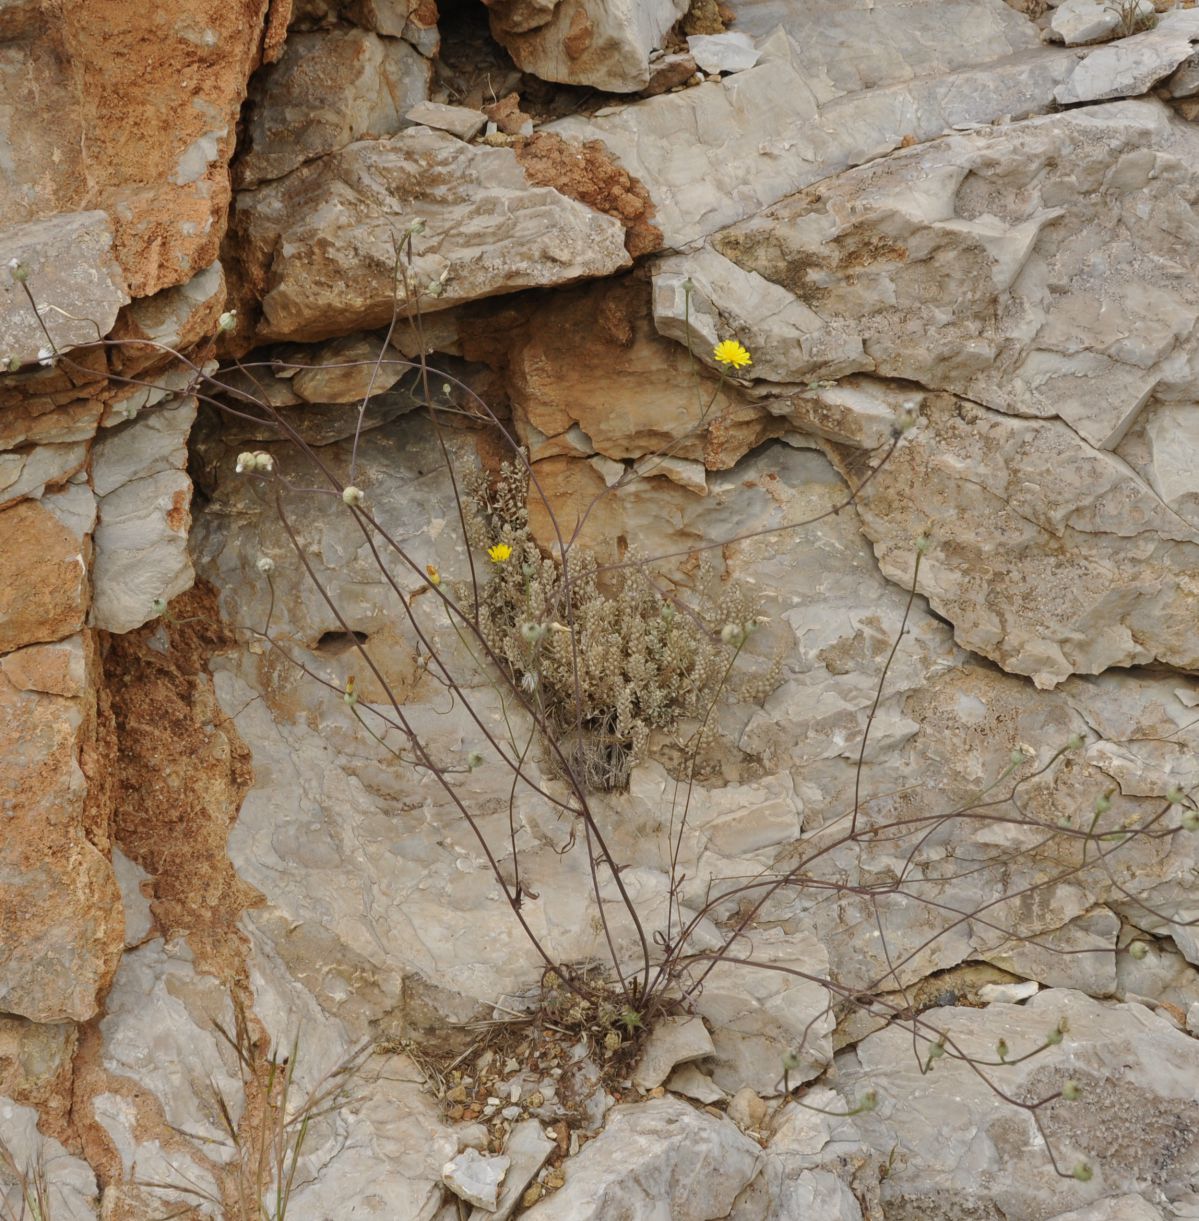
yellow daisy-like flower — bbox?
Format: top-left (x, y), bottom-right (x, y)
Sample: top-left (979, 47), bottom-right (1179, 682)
top-left (713, 339), bottom-right (752, 370)
top-left (487, 543), bottom-right (513, 564)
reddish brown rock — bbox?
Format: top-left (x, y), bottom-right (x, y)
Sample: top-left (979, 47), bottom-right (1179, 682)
top-left (0, 635), bottom-right (123, 1022)
top-left (0, 496), bottom-right (91, 654)
top-left (497, 277), bottom-right (778, 466)
top-left (2, 0), bottom-right (275, 298)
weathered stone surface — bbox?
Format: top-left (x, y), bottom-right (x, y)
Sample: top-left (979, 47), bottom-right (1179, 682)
top-left (232, 128), bottom-right (631, 343)
top-left (825, 393), bottom-right (1199, 688)
top-left (1055, 9), bottom-right (1199, 103)
top-left (522, 1098), bottom-right (762, 1219)
top-left (406, 100), bottom-right (488, 140)
top-left (290, 333), bottom-right (411, 403)
top-left (839, 990), bottom-right (1199, 1218)
top-left (443, 1147), bottom-right (510, 1209)
top-left (488, 0), bottom-right (690, 93)
top-left (632, 1015), bottom-right (714, 1089)
top-left (91, 398), bottom-right (197, 634)
top-left (115, 260), bottom-right (226, 354)
top-left (0, 1099), bottom-right (99, 1220)
top-left (0, 490), bottom-right (92, 653)
top-left (0, 441), bottom-right (89, 510)
top-left (1050, 0), bottom-right (1154, 46)
top-left (470, 1118), bottom-right (555, 1221)
top-left (0, 634), bottom-right (122, 1023)
top-left (0, 213), bottom-right (129, 367)
top-left (665, 100), bottom-right (1199, 452)
top-left (1, 0), bottom-right (273, 297)
top-left (552, 6), bottom-right (1076, 248)
top-left (687, 31), bottom-right (761, 74)
top-left (237, 28), bottom-right (432, 188)
top-left (491, 276), bottom-right (780, 467)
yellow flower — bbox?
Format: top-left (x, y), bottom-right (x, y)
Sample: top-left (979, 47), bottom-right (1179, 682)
top-left (426, 564), bottom-right (441, 587)
top-left (713, 339), bottom-right (752, 370)
top-left (487, 543), bottom-right (512, 564)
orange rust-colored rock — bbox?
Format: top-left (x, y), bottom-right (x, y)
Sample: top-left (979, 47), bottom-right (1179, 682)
top-left (515, 133), bottom-right (663, 258)
top-left (104, 584), bottom-right (260, 986)
top-left (503, 276), bottom-right (778, 465)
top-left (4, 0), bottom-right (274, 298)
top-left (0, 634), bottom-right (123, 1023)
top-left (0, 498), bottom-right (90, 654)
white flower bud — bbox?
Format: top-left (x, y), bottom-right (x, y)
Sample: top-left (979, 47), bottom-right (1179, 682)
top-left (217, 310), bottom-right (237, 333)
top-left (235, 451), bottom-right (255, 474)
top-left (342, 485), bottom-right (365, 507)
top-left (256, 556), bottom-right (275, 574)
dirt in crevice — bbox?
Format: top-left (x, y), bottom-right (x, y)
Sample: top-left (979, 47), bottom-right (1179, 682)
top-left (515, 132), bottom-right (663, 257)
top-left (102, 582), bottom-right (261, 990)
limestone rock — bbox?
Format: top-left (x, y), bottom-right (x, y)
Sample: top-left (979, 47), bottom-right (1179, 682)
top-left (1050, 0), bottom-right (1154, 45)
top-left (0, 1099), bottom-right (99, 1220)
top-left (0, 441), bottom-right (89, 510)
top-left (825, 393), bottom-right (1199, 688)
top-left (632, 1015), bottom-right (715, 1090)
top-left (470, 1119), bottom-right (555, 1221)
top-left (90, 398), bottom-right (197, 634)
top-left (686, 31), bottom-right (761, 74)
top-left (232, 128), bottom-right (631, 343)
top-left (693, 929), bottom-right (833, 1095)
top-left (290, 333), bottom-right (411, 403)
top-left (521, 1098), bottom-right (762, 1219)
top-left (1165, 49), bottom-right (1199, 97)
top-left (1055, 10), bottom-right (1199, 102)
top-left (406, 100), bottom-right (488, 140)
top-left (839, 990), bottom-right (1199, 1218)
top-left (115, 261), bottom-right (226, 355)
top-left (443, 1147), bottom-right (510, 1209)
top-left (673, 99), bottom-right (1199, 452)
top-left (488, 0), bottom-right (690, 93)
top-left (236, 28), bottom-right (432, 188)
top-left (0, 212), bottom-right (129, 367)
top-left (551, 6), bottom-right (1075, 248)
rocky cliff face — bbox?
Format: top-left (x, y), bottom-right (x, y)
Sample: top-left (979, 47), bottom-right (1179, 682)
top-left (3, 1), bottom-right (1199, 1217)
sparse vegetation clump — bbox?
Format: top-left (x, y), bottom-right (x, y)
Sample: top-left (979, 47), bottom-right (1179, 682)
top-left (464, 460), bottom-right (756, 790)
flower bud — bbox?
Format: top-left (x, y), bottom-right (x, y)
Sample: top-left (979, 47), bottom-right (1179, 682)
top-left (1062, 1080), bottom-right (1081, 1102)
top-left (217, 310), bottom-right (237, 333)
top-left (915, 533), bottom-right (930, 554)
top-left (151, 597), bottom-right (167, 617)
top-left (1072, 1163), bottom-right (1093, 1183)
top-left (1182, 809), bottom-right (1199, 832)
top-left (426, 564), bottom-right (441, 587)
top-left (342, 485), bottom-right (365, 507)
top-left (5, 356), bottom-right (19, 372)
top-left (7, 258), bottom-right (27, 283)
top-left (857, 1089), bottom-right (878, 1112)
top-left (1128, 940), bottom-right (1149, 960)
top-left (467, 750), bottom-right (484, 769)
top-left (256, 556), bottom-right (275, 574)
top-left (1093, 792), bottom-right (1112, 815)
top-left (1066, 733), bottom-right (1085, 751)
top-left (1166, 786), bottom-right (1185, 805)
top-left (520, 621), bottom-right (547, 645)
top-left (720, 622), bottom-right (746, 647)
